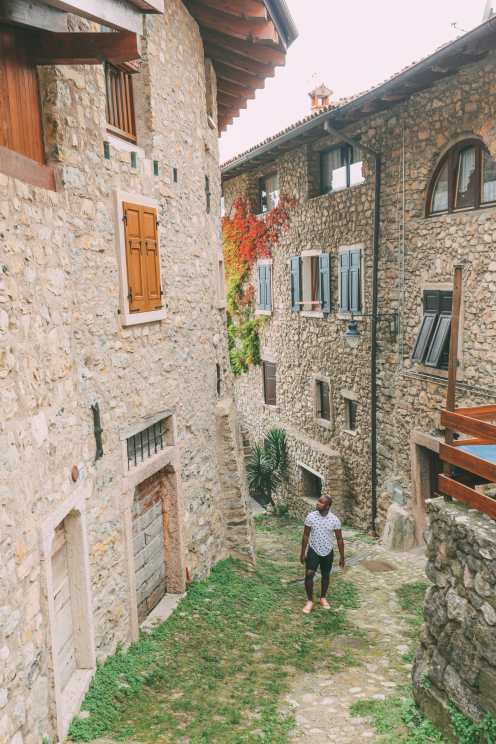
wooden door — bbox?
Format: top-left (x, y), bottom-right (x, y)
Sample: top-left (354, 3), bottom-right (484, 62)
top-left (51, 523), bottom-right (77, 691)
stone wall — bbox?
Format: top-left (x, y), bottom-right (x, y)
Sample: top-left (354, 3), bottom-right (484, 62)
top-left (222, 51), bottom-right (496, 538)
top-left (0, 3), bottom-right (253, 741)
top-left (413, 499), bottom-right (496, 736)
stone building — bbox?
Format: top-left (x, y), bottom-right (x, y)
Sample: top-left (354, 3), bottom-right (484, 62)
top-left (222, 15), bottom-right (496, 542)
top-left (0, 0), bottom-right (296, 740)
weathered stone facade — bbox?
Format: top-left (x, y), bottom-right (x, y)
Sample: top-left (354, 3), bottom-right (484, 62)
top-left (222, 48), bottom-right (496, 539)
top-left (413, 499), bottom-right (496, 736)
top-left (0, 2), bottom-right (254, 741)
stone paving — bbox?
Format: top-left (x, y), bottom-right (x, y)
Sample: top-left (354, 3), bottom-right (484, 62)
top-left (284, 531), bottom-right (427, 743)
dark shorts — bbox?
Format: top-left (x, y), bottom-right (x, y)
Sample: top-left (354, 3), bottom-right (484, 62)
top-left (306, 547), bottom-right (334, 577)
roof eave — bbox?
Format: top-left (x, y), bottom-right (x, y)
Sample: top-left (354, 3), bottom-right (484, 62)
top-left (263, 0), bottom-right (298, 49)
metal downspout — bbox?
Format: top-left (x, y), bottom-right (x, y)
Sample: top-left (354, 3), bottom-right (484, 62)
top-left (323, 121), bottom-right (381, 533)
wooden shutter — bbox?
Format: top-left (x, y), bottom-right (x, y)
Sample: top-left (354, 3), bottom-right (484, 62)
top-left (266, 264), bottom-right (272, 310)
top-left (260, 265), bottom-right (267, 309)
top-left (0, 26), bottom-right (45, 164)
top-left (319, 253), bottom-right (331, 313)
top-left (263, 362), bottom-right (277, 406)
top-left (256, 264), bottom-right (263, 308)
top-left (339, 252), bottom-right (350, 312)
top-left (290, 256), bottom-right (301, 312)
top-left (142, 207), bottom-right (162, 310)
top-left (411, 314), bottom-right (438, 362)
top-left (349, 249), bottom-right (361, 313)
top-left (123, 203), bottom-right (162, 313)
top-left (52, 524), bottom-right (77, 691)
top-left (425, 315), bottom-right (452, 368)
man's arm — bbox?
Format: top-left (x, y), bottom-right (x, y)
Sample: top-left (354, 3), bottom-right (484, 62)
top-left (300, 525), bottom-right (311, 564)
top-left (335, 529), bottom-right (345, 568)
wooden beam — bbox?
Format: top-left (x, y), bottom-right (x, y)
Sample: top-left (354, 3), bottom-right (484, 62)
top-left (186, 2), bottom-right (279, 45)
top-left (128, 0), bottom-right (163, 11)
top-left (199, 0), bottom-right (267, 21)
top-left (217, 79), bottom-right (255, 99)
top-left (0, 146), bottom-right (56, 191)
top-left (439, 443), bottom-right (496, 483)
top-left (445, 265), bottom-right (463, 449)
top-left (437, 475), bottom-right (496, 520)
top-left (41, 0), bottom-right (143, 33)
top-left (32, 31), bottom-right (140, 66)
top-left (205, 41), bottom-right (275, 77)
top-left (455, 405), bottom-right (496, 418)
top-left (214, 61), bottom-right (266, 90)
top-left (203, 29), bottom-right (285, 66)
top-left (0, 0), bottom-right (67, 32)
top-left (441, 410), bottom-right (496, 440)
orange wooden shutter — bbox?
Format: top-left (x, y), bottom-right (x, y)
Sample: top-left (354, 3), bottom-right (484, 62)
top-left (123, 203), bottom-right (147, 313)
top-left (141, 206), bottom-right (162, 310)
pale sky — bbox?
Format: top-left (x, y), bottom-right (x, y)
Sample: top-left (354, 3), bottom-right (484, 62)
top-left (219, 0), bottom-right (490, 163)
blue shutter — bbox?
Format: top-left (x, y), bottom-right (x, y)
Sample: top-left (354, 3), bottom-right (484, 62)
top-left (319, 253), bottom-right (331, 314)
top-left (257, 264), bottom-right (263, 309)
top-left (290, 257), bottom-right (301, 312)
top-left (339, 252), bottom-right (350, 312)
top-left (266, 264), bottom-right (272, 310)
top-left (350, 249), bottom-right (361, 313)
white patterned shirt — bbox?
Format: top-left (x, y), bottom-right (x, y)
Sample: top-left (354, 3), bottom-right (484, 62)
top-left (304, 510), bottom-right (342, 556)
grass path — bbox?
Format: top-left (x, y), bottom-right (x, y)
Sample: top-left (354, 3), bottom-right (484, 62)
top-left (69, 515), bottom-right (361, 744)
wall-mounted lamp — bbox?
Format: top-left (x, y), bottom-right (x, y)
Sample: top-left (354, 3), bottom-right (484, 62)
top-left (344, 312), bottom-right (399, 348)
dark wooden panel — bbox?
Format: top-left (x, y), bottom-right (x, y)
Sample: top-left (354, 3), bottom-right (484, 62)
top-left (441, 410), bottom-right (496, 440)
top-left (437, 475), bottom-right (496, 520)
top-left (33, 30), bottom-right (140, 66)
top-left (439, 443), bottom-right (496, 483)
top-left (0, 145), bottom-right (55, 190)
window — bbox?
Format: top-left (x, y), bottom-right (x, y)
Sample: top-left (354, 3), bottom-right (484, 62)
top-left (216, 363), bottom-right (222, 397)
top-left (105, 63), bottom-right (137, 143)
top-left (290, 253), bottom-right (331, 314)
top-left (127, 419), bottom-right (166, 469)
top-left (315, 379), bottom-right (331, 422)
top-left (123, 201), bottom-right (162, 313)
top-left (428, 139), bottom-right (496, 215)
top-left (412, 290), bottom-right (452, 370)
top-left (205, 175), bottom-right (211, 213)
top-left (217, 254), bottom-right (226, 308)
top-left (256, 261), bottom-right (272, 312)
top-left (301, 466), bottom-right (323, 501)
top-left (344, 398), bottom-right (358, 432)
top-left (263, 361), bottom-right (277, 406)
top-left (339, 248), bottom-right (362, 313)
top-left (321, 145), bottom-right (364, 194)
top-left (258, 173), bottom-right (279, 213)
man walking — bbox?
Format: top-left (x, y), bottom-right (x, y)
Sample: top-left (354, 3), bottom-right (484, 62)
top-left (300, 495), bottom-right (345, 614)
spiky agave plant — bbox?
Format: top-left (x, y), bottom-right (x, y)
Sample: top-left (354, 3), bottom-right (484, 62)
top-left (264, 428), bottom-right (288, 480)
top-left (246, 443), bottom-right (280, 506)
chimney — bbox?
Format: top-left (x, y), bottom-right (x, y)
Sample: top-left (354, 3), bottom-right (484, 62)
top-left (483, 0), bottom-right (495, 20)
top-left (309, 83), bottom-right (333, 112)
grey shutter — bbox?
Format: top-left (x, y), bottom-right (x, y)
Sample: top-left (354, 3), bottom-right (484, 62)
top-left (425, 315), bottom-right (452, 368)
top-left (349, 249), bottom-right (361, 313)
top-left (263, 362), bottom-right (277, 405)
top-left (411, 314), bottom-right (437, 362)
top-left (339, 252), bottom-right (350, 312)
top-left (290, 256), bottom-right (301, 312)
top-left (319, 253), bottom-right (331, 313)
top-left (256, 264), bottom-right (263, 309)
top-left (266, 264), bottom-right (272, 310)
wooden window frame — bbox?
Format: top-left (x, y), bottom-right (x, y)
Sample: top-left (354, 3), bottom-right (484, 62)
top-left (427, 139), bottom-right (496, 217)
top-left (114, 190), bottom-right (166, 327)
top-left (105, 62), bottom-right (137, 144)
top-left (262, 360), bottom-right (277, 407)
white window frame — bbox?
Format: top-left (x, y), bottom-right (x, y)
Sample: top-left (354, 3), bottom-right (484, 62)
top-left (337, 243), bottom-right (365, 319)
top-left (255, 258), bottom-right (273, 316)
top-left (313, 375), bottom-right (333, 429)
top-left (114, 190), bottom-right (167, 327)
top-left (300, 249), bottom-right (324, 318)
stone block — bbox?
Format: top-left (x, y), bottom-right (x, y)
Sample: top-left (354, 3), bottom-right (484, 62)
top-left (382, 503), bottom-right (416, 551)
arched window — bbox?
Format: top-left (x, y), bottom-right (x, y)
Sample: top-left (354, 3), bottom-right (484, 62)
top-left (427, 139), bottom-right (496, 215)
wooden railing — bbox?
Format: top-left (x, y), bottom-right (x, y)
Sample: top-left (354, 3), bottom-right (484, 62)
top-left (437, 405), bottom-right (496, 520)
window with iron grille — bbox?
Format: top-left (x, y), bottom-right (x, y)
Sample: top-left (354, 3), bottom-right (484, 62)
top-left (315, 379), bottom-right (331, 421)
top-left (127, 419), bottom-right (166, 469)
top-left (105, 63), bottom-right (137, 143)
top-left (344, 398), bottom-right (358, 432)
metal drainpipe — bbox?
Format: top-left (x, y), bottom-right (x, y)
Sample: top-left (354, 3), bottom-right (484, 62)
top-left (323, 121), bottom-right (381, 533)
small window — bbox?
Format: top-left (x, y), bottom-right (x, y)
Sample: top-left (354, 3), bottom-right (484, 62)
top-left (256, 262), bottom-right (272, 312)
top-left (258, 173), bottom-right (280, 213)
top-left (127, 419), bottom-right (166, 469)
top-left (205, 175), bottom-right (211, 214)
top-left (216, 363), bottom-right (222, 397)
top-left (263, 361), bottom-right (277, 406)
top-left (301, 466), bottom-right (322, 501)
top-left (217, 255), bottom-right (226, 308)
top-left (344, 398), bottom-right (358, 432)
top-left (123, 202), bottom-right (162, 313)
top-left (291, 254), bottom-right (331, 314)
top-left (411, 290), bottom-right (452, 370)
top-left (105, 63), bottom-right (137, 143)
top-left (321, 145), bottom-right (364, 194)
top-left (339, 248), bottom-right (362, 313)
top-left (315, 379), bottom-right (331, 422)
top-left (428, 139), bottom-right (496, 215)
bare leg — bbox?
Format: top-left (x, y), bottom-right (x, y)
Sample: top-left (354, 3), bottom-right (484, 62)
top-left (305, 569), bottom-right (315, 601)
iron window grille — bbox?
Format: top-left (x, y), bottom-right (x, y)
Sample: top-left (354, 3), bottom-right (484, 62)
top-left (127, 419), bottom-right (166, 469)
top-left (345, 399), bottom-right (358, 431)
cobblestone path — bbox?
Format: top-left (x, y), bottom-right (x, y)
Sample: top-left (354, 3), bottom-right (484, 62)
top-left (281, 530), bottom-right (427, 743)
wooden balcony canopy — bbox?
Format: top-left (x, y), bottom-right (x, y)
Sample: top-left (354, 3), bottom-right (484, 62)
top-left (184, 0), bottom-right (297, 132)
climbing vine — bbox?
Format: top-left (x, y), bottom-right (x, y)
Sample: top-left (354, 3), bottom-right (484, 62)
top-left (222, 196), bottom-right (294, 375)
